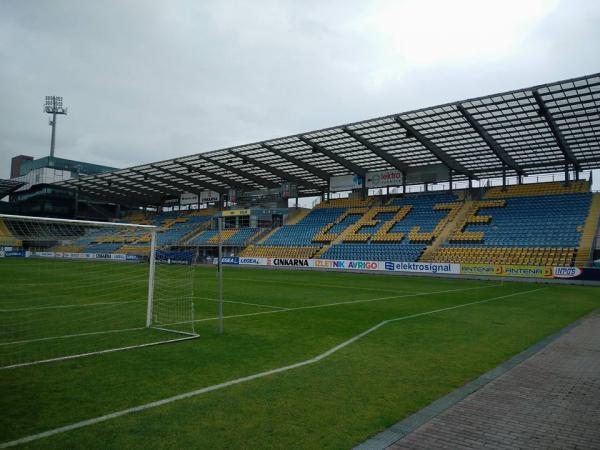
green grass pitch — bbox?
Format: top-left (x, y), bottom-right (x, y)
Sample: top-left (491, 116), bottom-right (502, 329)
top-left (1, 258), bottom-right (599, 449)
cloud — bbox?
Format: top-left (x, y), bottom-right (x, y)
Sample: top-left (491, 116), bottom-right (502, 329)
top-left (0, 0), bottom-right (598, 189)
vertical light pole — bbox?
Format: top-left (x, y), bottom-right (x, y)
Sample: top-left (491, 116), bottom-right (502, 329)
top-left (217, 216), bottom-right (224, 335)
top-left (44, 96), bottom-right (68, 158)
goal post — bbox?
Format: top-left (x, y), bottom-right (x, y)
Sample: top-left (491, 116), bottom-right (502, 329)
top-left (146, 229), bottom-right (157, 328)
top-left (0, 213), bottom-right (198, 369)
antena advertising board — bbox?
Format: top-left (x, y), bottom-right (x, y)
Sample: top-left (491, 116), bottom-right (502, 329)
top-left (460, 264), bottom-right (554, 278)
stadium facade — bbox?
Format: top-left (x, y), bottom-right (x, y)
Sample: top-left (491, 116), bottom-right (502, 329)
top-left (3, 155), bottom-right (117, 218)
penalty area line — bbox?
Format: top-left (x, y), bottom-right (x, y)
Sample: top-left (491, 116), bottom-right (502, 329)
top-left (0, 286), bottom-right (544, 449)
top-left (198, 297), bottom-right (289, 311)
top-left (0, 284), bottom-right (498, 348)
top-left (186, 283), bottom-right (500, 324)
top-left (226, 276), bottom-right (429, 294)
top-left (0, 334), bottom-right (199, 371)
top-left (0, 300), bottom-right (145, 313)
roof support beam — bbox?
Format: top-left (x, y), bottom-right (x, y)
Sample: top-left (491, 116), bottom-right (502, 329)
top-left (77, 186), bottom-right (153, 206)
top-left (533, 90), bottom-right (580, 170)
top-left (202, 157), bottom-right (279, 188)
top-left (230, 150), bottom-right (324, 191)
top-left (91, 176), bottom-right (163, 199)
top-left (67, 178), bottom-right (158, 205)
top-left (72, 177), bottom-right (158, 201)
top-left (132, 169), bottom-right (206, 196)
top-left (261, 143), bottom-right (331, 182)
top-left (456, 104), bottom-right (524, 175)
top-left (393, 116), bottom-right (474, 178)
top-left (149, 165), bottom-right (228, 194)
top-left (173, 161), bottom-right (253, 190)
top-left (298, 136), bottom-right (367, 177)
top-left (342, 127), bottom-right (409, 173)
top-left (111, 172), bottom-right (183, 198)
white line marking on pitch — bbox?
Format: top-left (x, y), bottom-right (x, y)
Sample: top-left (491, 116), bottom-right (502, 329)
top-left (225, 276), bottom-right (424, 294)
top-left (0, 326), bottom-right (146, 347)
top-left (198, 297), bottom-right (289, 310)
top-left (0, 286), bottom-right (544, 449)
top-left (0, 284), bottom-right (496, 348)
top-left (189, 283), bottom-right (498, 324)
top-left (0, 300), bottom-right (145, 313)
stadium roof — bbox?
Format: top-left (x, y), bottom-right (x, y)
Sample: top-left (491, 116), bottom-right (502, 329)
top-left (57, 72), bottom-right (600, 205)
top-left (0, 179), bottom-right (25, 198)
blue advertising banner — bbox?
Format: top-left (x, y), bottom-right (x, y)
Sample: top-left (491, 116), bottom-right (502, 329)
top-left (156, 250), bottom-right (195, 265)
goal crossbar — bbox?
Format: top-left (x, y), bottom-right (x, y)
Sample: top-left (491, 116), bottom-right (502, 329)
top-left (0, 213), bottom-right (157, 229)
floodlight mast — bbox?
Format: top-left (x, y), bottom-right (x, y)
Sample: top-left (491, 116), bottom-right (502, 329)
top-left (44, 96), bottom-right (68, 158)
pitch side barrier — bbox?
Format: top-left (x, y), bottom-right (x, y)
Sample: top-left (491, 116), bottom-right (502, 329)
top-left (0, 250), bottom-right (195, 265)
top-left (212, 257), bottom-right (600, 284)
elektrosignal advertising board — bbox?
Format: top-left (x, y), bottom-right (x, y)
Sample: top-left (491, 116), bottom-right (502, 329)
top-left (383, 261), bottom-right (460, 274)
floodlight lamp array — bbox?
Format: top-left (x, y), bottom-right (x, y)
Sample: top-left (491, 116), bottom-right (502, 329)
top-left (44, 96), bottom-right (67, 114)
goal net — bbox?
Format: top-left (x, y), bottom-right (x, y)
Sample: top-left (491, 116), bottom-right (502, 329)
top-left (0, 214), bottom-right (198, 369)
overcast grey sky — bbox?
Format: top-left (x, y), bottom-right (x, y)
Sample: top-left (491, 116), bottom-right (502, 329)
top-left (1, 0), bottom-right (599, 177)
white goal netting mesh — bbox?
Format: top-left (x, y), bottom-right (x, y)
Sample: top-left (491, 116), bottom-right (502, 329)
top-left (0, 214), bottom-right (197, 369)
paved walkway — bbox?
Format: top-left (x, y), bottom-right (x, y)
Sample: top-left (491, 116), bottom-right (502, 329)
top-left (391, 313), bottom-right (600, 449)
top-left (359, 313), bottom-right (600, 450)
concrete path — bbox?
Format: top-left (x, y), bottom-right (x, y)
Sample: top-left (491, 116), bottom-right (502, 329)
top-left (359, 313), bottom-right (600, 450)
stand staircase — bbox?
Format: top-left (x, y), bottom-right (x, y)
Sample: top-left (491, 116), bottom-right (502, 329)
top-left (285, 208), bottom-right (311, 225)
top-left (574, 193), bottom-right (600, 266)
top-left (419, 200), bottom-right (474, 262)
top-left (181, 219), bottom-right (213, 245)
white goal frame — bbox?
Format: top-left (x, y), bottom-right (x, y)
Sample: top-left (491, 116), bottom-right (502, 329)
top-left (0, 213), bottom-right (199, 369)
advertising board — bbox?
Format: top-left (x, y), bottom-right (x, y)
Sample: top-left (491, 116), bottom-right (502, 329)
top-left (460, 264), bottom-right (553, 278)
top-left (200, 190), bottom-right (220, 204)
top-left (329, 175), bottom-right (363, 192)
top-left (384, 261), bottom-right (460, 274)
top-left (222, 209), bottom-right (251, 217)
top-left (365, 169), bottom-right (403, 188)
top-left (314, 259), bottom-right (380, 270)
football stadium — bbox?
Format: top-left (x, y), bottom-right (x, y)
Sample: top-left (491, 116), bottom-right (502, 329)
top-left (1, 72), bottom-right (600, 449)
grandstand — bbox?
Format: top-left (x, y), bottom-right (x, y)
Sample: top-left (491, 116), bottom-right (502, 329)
top-left (1, 72), bottom-right (597, 271)
top-left (239, 181), bottom-right (599, 267)
top-left (2, 179), bottom-right (598, 269)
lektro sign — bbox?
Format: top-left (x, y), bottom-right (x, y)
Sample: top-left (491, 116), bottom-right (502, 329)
top-left (365, 169), bottom-right (404, 188)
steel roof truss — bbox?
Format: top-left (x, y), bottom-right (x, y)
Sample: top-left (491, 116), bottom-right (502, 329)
top-left (230, 150), bottom-right (323, 191)
top-left (456, 104), bottom-right (524, 175)
top-left (394, 116), bottom-right (474, 177)
top-left (533, 90), bottom-right (581, 170)
top-left (298, 136), bottom-right (367, 177)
